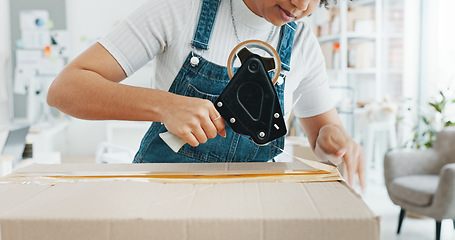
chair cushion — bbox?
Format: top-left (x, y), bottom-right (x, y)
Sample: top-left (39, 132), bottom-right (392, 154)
top-left (389, 175), bottom-right (439, 206)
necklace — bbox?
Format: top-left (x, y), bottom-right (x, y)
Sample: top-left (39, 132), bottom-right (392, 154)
top-left (229, 0), bottom-right (276, 44)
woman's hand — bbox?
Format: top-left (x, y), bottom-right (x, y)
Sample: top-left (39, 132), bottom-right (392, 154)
top-left (298, 108), bottom-right (366, 190)
top-left (47, 43), bottom-right (225, 147)
top-left (160, 94), bottom-right (226, 147)
top-left (315, 124), bottom-right (366, 189)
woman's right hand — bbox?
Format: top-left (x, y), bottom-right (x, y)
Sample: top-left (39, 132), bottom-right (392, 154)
top-left (47, 43), bottom-right (225, 147)
top-left (160, 94), bottom-right (226, 147)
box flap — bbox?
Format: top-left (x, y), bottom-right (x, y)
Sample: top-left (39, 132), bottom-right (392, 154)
top-left (1, 162), bottom-right (342, 184)
top-left (10, 162), bottom-right (323, 175)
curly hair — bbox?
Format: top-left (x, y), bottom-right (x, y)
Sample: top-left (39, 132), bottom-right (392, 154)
top-left (319, 0), bottom-right (351, 7)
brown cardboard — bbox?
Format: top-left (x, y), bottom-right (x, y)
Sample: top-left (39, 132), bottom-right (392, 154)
top-left (0, 156), bottom-right (13, 177)
top-left (0, 163), bottom-right (379, 240)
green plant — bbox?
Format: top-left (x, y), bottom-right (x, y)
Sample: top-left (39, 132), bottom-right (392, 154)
top-left (410, 90), bottom-right (455, 149)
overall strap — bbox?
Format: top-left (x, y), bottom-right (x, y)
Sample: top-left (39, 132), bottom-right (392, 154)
top-left (277, 22), bottom-right (297, 72)
top-left (191, 0), bottom-right (221, 50)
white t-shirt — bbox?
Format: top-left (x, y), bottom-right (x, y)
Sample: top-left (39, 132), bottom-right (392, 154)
top-left (98, 0), bottom-right (334, 118)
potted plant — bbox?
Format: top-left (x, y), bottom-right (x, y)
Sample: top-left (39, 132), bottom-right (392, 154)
top-left (406, 89), bottom-right (455, 149)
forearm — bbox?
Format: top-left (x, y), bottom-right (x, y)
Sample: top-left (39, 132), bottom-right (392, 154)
top-left (47, 67), bottom-right (169, 122)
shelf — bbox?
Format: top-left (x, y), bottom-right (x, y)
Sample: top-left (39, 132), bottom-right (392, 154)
top-left (318, 35), bottom-right (341, 43)
top-left (385, 69), bottom-right (403, 74)
top-left (318, 32), bottom-right (376, 43)
top-left (385, 33), bottom-right (404, 39)
top-left (347, 68), bottom-right (377, 74)
top-left (348, 0), bottom-right (376, 7)
top-left (327, 68), bottom-right (377, 74)
top-left (346, 32), bottom-right (377, 40)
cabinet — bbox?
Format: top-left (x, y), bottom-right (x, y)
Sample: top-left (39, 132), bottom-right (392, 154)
top-left (8, 0), bottom-right (67, 121)
top-left (310, 0), bottom-right (408, 137)
top-left (309, 1), bottom-right (412, 179)
top-left (313, 0), bottom-right (383, 102)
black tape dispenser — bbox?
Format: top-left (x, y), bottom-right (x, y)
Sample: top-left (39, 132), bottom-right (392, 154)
top-left (215, 40), bottom-right (287, 145)
top-left (160, 40), bottom-right (287, 151)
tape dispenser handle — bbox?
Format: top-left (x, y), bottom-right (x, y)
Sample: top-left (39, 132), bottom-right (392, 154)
top-left (159, 132), bottom-right (187, 153)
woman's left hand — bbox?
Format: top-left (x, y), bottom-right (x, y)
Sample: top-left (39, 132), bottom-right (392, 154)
top-left (315, 124), bottom-right (366, 189)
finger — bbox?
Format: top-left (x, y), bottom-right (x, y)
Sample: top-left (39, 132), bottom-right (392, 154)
top-left (329, 148), bottom-right (347, 165)
top-left (357, 148), bottom-right (367, 190)
top-left (181, 132), bottom-right (200, 147)
top-left (336, 149), bottom-right (347, 158)
top-left (209, 109), bottom-right (226, 137)
top-left (192, 127), bottom-right (208, 145)
top-left (201, 117), bottom-right (218, 139)
top-left (219, 128), bottom-right (226, 138)
top-left (344, 156), bottom-right (353, 186)
top-left (212, 116), bottom-right (226, 137)
top-left (344, 151), bottom-right (359, 187)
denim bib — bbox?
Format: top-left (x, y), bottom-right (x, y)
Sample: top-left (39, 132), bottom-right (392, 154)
top-left (134, 0), bottom-right (297, 163)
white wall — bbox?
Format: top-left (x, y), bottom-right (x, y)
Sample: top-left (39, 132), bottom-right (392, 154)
top-left (62, 0), bottom-right (152, 156)
top-left (434, 0), bottom-right (455, 91)
top-left (66, 0), bottom-right (149, 59)
top-left (0, 0), bottom-right (11, 125)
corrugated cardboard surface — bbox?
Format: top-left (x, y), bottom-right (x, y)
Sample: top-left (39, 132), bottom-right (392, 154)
top-left (0, 163), bottom-right (379, 240)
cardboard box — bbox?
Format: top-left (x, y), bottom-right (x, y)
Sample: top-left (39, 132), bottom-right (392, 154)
top-left (285, 136), bottom-right (318, 162)
top-left (286, 136), bottom-right (347, 179)
top-left (0, 156), bottom-right (13, 177)
top-left (347, 6), bottom-right (375, 32)
top-left (348, 41), bottom-right (376, 69)
top-left (0, 163), bottom-right (379, 240)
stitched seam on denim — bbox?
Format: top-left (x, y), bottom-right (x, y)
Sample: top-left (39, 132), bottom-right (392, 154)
top-left (181, 53), bottom-right (232, 81)
top-left (183, 64), bottom-right (230, 82)
top-left (277, 23), bottom-right (295, 71)
top-left (285, 23), bottom-right (297, 31)
top-left (247, 141), bottom-right (260, 162)
top-left (188, 84), bottom-right (221, 99)
top-left (178, 148), bottom-right (223, 162)
top-left (170, 56), bottom-right (194, 93)
top-left (192, 0), bottom-right (211, 50)
top-left (186, 52), bottom-right (229, 69)
top-left (227, 134), bottom-right (240, 161)
top-left (281, 62), bottom-right (291, 68)
top-left (136, 123), bottom-right (162, 163)
top-left (191, 0), bottom-right (220, 50)
top-left (276, 84), bottom-right (285, 91)
top-left (176, 148), bottom-right (217, 163)
top-left (191, 39), bottom-right (210, 48)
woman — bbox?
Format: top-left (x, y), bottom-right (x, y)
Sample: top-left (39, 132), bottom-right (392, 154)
top-left (47, 0), bottom-right (365, 188)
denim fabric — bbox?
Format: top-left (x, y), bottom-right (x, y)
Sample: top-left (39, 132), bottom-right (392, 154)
top-left (133, 0), bottom-right (296, 163)
top-left (191, 0), bottom-right (220, 50)
top-left (278, 22), bottom-right (297, 72)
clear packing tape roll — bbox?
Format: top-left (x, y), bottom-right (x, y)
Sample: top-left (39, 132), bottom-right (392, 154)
top-left (227, 39), bottom-right (281, 84)
top-left (0, 161), bottom-right (343, 185)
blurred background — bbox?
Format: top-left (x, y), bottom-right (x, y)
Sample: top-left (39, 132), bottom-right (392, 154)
top-left (1, 1), bottom-right (455, 238)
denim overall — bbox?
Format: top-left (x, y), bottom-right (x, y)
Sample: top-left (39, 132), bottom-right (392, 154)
top-left (134, 0), bottom-right (297, 163)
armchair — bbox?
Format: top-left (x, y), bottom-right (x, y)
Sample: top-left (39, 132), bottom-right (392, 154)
top-left (384, 127), bottom-right (455, 240)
